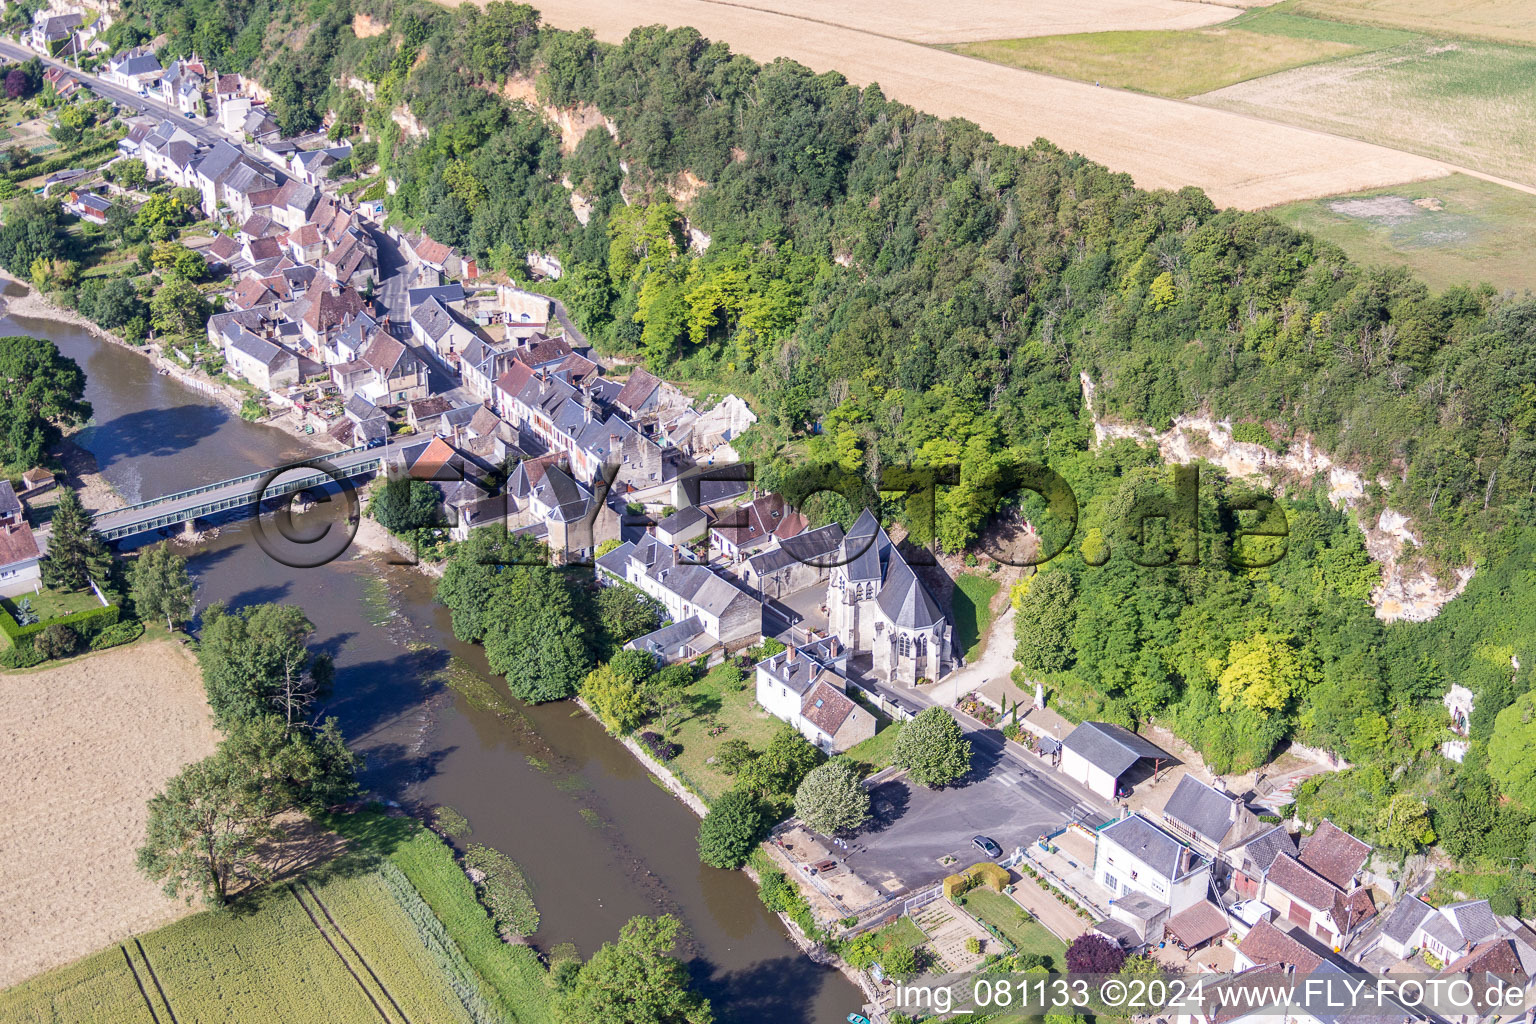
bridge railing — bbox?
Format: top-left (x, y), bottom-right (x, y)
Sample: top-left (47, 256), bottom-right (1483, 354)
top-left (89, 445), bottom-right (373, 523)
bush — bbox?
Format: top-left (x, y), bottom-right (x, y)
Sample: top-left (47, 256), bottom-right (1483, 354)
top-left (697, 789), bottom-right (768, 869)
top-left (966, 936), bottom-right (982, 955)
top-left (89, 618), bottom-right (144, 650)
top-left (0, 601), bottom-right (118, 651)
top-left (1066, 933), bottom-right (1125, 973)
top-left (33, 623), bottom-right (78, 659)
top-left (639, 731), bottom-right (678, 762)
top-left (0, 645), bottom-right (45, 669)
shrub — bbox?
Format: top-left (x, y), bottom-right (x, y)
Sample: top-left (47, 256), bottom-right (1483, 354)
top-left (89, 618), bottom-right (144, 650)
top-left (944, 861), bottom-right (1009, 899)
top-left (966, 936), bottom-right (982, 955)
top-left (1066, 933), bottom-right (1125, 973)
top-left (0, 645), bottom-right (45, 668)
top-left (697, 789), bottom-right (768, 869)
top-left (33, 623), bottom-right (78, 659)
top-left (639, 731), bottom-right (678, 762)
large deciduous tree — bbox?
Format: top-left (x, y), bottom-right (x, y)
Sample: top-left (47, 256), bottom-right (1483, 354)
top-left (893, 707), bottom-right (972, 788)
top-left (130, 542), bottom-right (195, 630)
top-left (793, 759), bottom-right (870, 836)
top-left (554, 914), bottom-right (713, 1024)
top-left (198, 602), bottom-right (333, 729)
top-left (0, 334), bottom-right (90, 471)
top-left (1490, 691), bottom-right (1536, 808)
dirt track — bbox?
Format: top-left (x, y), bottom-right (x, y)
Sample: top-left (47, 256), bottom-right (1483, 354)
top-left (0, 640), bottom-right (218, 988)
top-left (533, 0), bottom-right (1451, 208)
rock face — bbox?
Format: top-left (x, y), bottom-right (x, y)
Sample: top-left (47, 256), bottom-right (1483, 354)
top-left (1080, 373), bottom-right (1473, 622)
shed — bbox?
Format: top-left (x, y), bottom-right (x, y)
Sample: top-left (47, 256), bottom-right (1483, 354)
top-left (1060, 721), bottom-right (1172, 800)
top-left (1166, 900), bottom-right (1229, 951)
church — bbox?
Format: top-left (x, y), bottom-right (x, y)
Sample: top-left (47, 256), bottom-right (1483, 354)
top-left (827, 509), bottom-right (952, 686)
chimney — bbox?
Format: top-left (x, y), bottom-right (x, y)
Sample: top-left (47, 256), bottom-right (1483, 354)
top-left (786, 646), bottom-right (797, 664)
top-left (827, 636), bottom-right (840, 656)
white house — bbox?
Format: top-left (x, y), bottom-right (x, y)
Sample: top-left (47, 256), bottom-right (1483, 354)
top-left (1059, 721), bottom-right (1171, 801)
top-left (1094, 813), bottom-right (1211, 917)
top-left (105, 48), bottom-right (163, 90)
top-left (753, 638), bottom-right (875, 755)
top-left (595, 534), bottom-right (761, 648)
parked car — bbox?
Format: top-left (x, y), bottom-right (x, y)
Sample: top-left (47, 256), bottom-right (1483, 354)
top-left (972, 834), bottom-right (1003, 859)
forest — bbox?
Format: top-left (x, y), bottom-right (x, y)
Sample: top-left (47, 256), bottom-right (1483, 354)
top-left (105, 0), bottom-right (1536, 897)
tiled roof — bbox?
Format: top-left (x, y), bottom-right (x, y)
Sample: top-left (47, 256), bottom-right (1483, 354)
top-left (1298, 820), bottom-right (1371, 890)
top-left (800, 676), bottom-right (856, 738)
top-left (0, 480), bottom-right (21, 520)
top-left (1444, 939), bottom-right (1527, 981)
top-left (1381, 896), bottom-right (1434, 944)
top-left (1266, 853), bottom-right (1340, 911)
top-left (1166, 901), bottom-right (1228, 948)
top-left (1237, 920), bottom-right (1323, 973)
top-left (0, 522), bottom-right (39, 568)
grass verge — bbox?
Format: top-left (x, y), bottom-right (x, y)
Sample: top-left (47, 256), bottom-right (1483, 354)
top-left (951, 573), bottom-right (1001, 661)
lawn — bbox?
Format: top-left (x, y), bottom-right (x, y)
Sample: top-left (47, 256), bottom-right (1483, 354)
top-left (951, 573), bottom-right (1001, 662)
top-left (1269, 173), bottom-right (1536, 295)
top-left (949, 6), bottom-right (1414, 98)
top-left (1200, 37), bottom-right (1536, 185)
top-left (0, 811), bottom-right (553, 1024)
top-left (658, 660), bottom-right (783, 804)
top-left (875, 914), bottom-right (928, 951)
top-left (956, 887), bottom-right (1069, 968)
top-left (4, 587), bottom-right (107, 622)
top-left (844, 718), bottom-right (904, 772)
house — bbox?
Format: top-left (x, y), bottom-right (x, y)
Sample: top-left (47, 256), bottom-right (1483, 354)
top-left (330, 332), bottom-right (428, 405)
top-left (65, 191), bottom-right (112, 225)
top-left (407, 395), bottom-right (456, 435)
top-left (333, 394), bottom-right (388, 448)
top-left (1159, 775), bottom-right (1268, 873)
top-left (595, 533), bottom-right (762, 648)
top-left (1059, 721), bottom-right (1172, 801)
top-left (223, 327), bottom-right (299, 391)
top-left (625, 617), bottom-right (718, 666)
top-left (205, 234), bottom-right (241, 267)
top-left (403, 231), bottom-right (474, 279)
top-left (507, 455), bottom-right (613, 562)
top-left (217, 94), bottom-right (255, 136)
top-left (293, 283), bottom-right (368, 355)
top-left (497, 285), bottom-right (552, 335)
top-left (614, 366), bottom-right (663, 419)
top-left (290, 143), bottom-right (351, 186)
top-left (655, 505), bottom-right (710, 547)
top-left (19, 468), bottom-right (56, 498)
top-left (442, 477), bottom-right (505, 542)
top-left (105, 47), bottom-right (163, 89)
top-left (43, 66), bottom-right (82, 100)
top-left (752, 637), bottom-right (875, 754)
top-left (265, 178), bottom-right (319, 231)
top-left (32, 12), bottom-right (83, 56)
top-left (1377, 896), bottom-right (1501, 962)
top-left (0, 520), bottom-right (42, 597)
top-left (160, 59), bottom-right (206, 115)
top-left (0, 481), bottom-right (21, 526)
top-left (742, 522), bottom-right (845, 598)
top-left (320, 231), bottom-right (377, 289)
top-left (710, 492), bottom-right (807, 563)
top-left (826, 508), bottom-right (951, 686)
top-left (1227, 823), bottom-right (1299, 901)
top-left (1095, 813), bottom-right (1211, 921)
top-left (1232, 918), bottom-right (1324, 975)
top-left (207, 307), bottom-right (280, 352)
top-left (410, 295), bottom-right (477, 358)
top-left (1259, 849), bottom-right (1375, 949)
top-left (459, 335), bottom-right (519, 403)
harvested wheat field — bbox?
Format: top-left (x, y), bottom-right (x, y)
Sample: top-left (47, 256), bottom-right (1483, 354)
top-left (530, 0), bottom-right (1450, 208)
top-left (0, 639), bottom-right (218, 989)
top-left (1294, 0), bottom-right (1536, 46)
top-left (649, 0), bottom-right (1242, 45)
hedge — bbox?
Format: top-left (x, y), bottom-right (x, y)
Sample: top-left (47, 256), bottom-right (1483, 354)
top-left (0, 603), bottom-right (119, 652)
top-left (90, 619), bottom-right (144, 650)
top-left (944, 861), bottom-right (1010, 899)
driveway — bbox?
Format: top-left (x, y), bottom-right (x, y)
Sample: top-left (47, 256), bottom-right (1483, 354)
top-left (840, 739), bottom-right (1100, 894)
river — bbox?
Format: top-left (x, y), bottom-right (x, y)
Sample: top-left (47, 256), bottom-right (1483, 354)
top-left (15, 311), bottom-right (863, 1023)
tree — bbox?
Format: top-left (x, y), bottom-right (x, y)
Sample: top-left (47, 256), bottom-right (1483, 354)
top-left (4, 68), bottom-right (28, 100)
top-left (596, 582), bottom-right (664, 654)
top-left (582, 655), bottom-right (652, 734)
top-left (367, 476), bottom-right (441, 534)
top-left (137, 750), bottom-right (280, 905)
top-left (33, 623), bottom-right (77, 659)
top-left (481, 567), bottom-right (593, 702)
top-left (893, 707), bottom-right (972, 788)
top-left (794, 759), bottom-right (870, 836)
top-left (0, 334), bottom-right (90, 470)
top-left (1490, 691), bottom-right (1536, 808)
top-left (697, 788), bottom-right (768, 869)
top-left (735, 727), bottom-right (823, 800)
top-left (220, 713), bottom-right (361, 813)
top-left (113, 158), bottom-right (148, 189)
top-left (436, 526), bottom-right (547, 642)
top-left (40, 487), bottom-right (112, 591)
top-left (149, 273), bottom-right (211, 337)
top-left (1217, 633), bottom-right (1317, 717)
top-left (714, 738), bottom-right (758, 776)
top-left (198, 603), bottom-right (333, 729)
top-left (1014, 569), bottom-right (1077, 674)
top-left (1065, 933), bottom-right (1125, 973)
top-left (1376, 793), bottom-right (1435, 853)
top-left (644, 664), bottom-right (693, 734)
top-left (131, 542), bottom-right (195, 630)
top-left (553, 914), bottom-right (713, 1024)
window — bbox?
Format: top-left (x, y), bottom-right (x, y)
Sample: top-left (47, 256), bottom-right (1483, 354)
top-left (1102, 872), bottom-right (1119, 894)
top-left (898, 634), bottom-right (912, 658)
top-left (915, 635), bottom-right (928, 658)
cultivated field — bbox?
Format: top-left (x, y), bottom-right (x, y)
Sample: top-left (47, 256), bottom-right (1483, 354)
top-left (1200, 38), bottom-right (1536, 186)
top-left (0, 870), bottom-right (477, 1024)
top-left (1293, 0), bottom-right (1536, 45)
top-left (952, 8), bottom-right (1415, 97)
top-left (0, 640), bottom-right (218, 989)
top-left (1269, 173), bottom-right (1536, 295)
top-left (660, 0), bottom-right (1242, 45)
top-left (526, 0), bottom-right (1450, 208)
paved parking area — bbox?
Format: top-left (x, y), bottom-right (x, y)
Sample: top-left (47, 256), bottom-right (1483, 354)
top-left (841, 747), bottom-right (1100, 893)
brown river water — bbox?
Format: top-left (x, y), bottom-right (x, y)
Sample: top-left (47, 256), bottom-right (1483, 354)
top-left (14, 311), bottom-right (862, 1023)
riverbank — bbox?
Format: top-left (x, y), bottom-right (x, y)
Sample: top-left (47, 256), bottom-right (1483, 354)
top-left (0, 274), bottom-right (333, 454)
top-left (0, 638), bottom-right (218, 988)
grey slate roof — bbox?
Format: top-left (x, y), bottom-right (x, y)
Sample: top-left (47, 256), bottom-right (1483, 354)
top-left (407, 283), bottom-right (465, 307)
top-left (1063, 721), bottom-right (1171, 779)
top-left (1446, 900), bottom-right (1500, 946)
top-left (842, 507), bottom-right (886, 582)
top-left (115, 53), bottom-right (162, 77)
top-left (876, 553), bottom-right (943, 629)
top-left (1113, 891), bottom-right (1168, 920)
top-left (411, 296), bottom-right (457, 342)
top-left (658, 505), bottom-right (708, 534)
top-left (1381, 896), bottom-right (1434, 944)
top-left (227, 328), bottom-right (288, 368)
top-left (1237, 823), bottom-right (1297, 876)
top-left (748, 522), bottom-right (845, 575)
top-left (0, 480), bottom-right (21, 520)
top-left (626, 616), bottom-right (715, 660)
top-left (1100, 813), bottom-right (1200, 882)
top-left (1162, 775), bottom-right (1238, 845)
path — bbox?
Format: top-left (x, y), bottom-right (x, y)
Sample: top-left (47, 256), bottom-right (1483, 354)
top-left (931, 602), bottom-right (1015, 707)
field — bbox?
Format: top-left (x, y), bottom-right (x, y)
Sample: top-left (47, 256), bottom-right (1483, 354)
top-left (951, 573), bottom-right (1001, 661)
top-left (1200, 38), bottom-right (1536, 186)
top-left (1293, 0), bottom-right (1536, 45)
top-left (1269, 173), bottom-right (1536, 294)
top-left (951, 8), bottom-right (1415, 97)
top-left (955, 887), bottom-right (1069, 966)
top-left (0, 813), bottom-right (554, 1024)
top-left (0, 640), bottom-right (219, 989)
top-left (527, 0), bottom-right (1451, 208)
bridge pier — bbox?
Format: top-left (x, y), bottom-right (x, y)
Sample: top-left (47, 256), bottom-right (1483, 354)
top-left (182, 517), bottom-right (200, 540)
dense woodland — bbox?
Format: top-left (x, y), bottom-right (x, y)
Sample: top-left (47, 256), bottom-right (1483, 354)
top-left (103, 0), bottom-right (1536, 897)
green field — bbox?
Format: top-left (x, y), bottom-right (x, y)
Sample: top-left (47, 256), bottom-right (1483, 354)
top-left (951, 573), bottom-right (1002, 661)
top-left (1293, 0), bottom-right (1536, 47)
top-left (1270, 174), bottom-right (1536, 295)
top-left (949, 6), bottom-right (1414, 98)
top-left (1201, 38), bottom-right (1536, 186)
top-left (0, 813), bottom-right (552, 1024)
top-left (955, 887), bottom-right (1069, 968)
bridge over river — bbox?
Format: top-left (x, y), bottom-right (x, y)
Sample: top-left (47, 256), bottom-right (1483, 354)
top-left (90, 444), bottom-right (386, 541)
